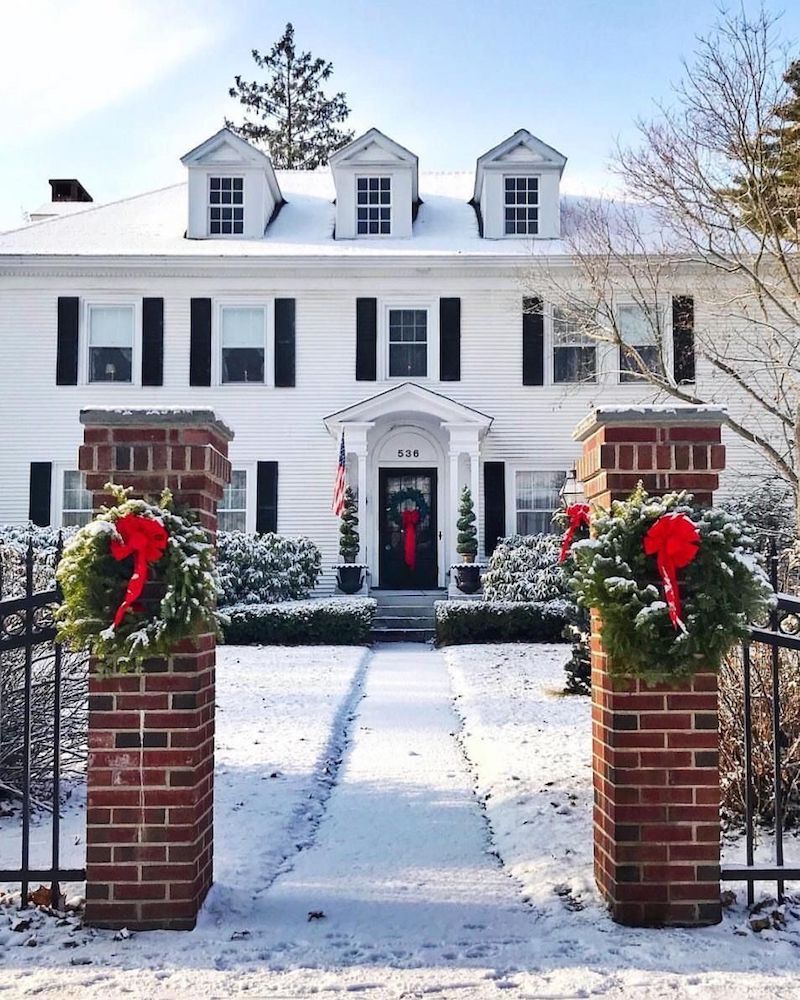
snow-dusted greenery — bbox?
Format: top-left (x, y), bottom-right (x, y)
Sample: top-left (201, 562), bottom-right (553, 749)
top-left (217, 530), bottom-right (322, 606)
top-left (456, 487), bottom-right (478, 558)
top-left (55, 485), bottom-right (219, 672)
top-left (722, 479), bottom-right (796, 553)
top-left (570, 486), bottom-right (775, 680)
top-left (0, 523), bottom-right (77, 597)
top-left (222, 597), bottom-right (375, 645)
top-left (338, 487), bottom-right (360, 562)
top-left (435, 599), bottom-right (570, 646)
top-left (482, 533), bottom-right (572, 604)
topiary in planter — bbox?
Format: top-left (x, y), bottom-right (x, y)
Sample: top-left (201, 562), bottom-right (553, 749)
top-left (456, 487), bottom-right (478, 562)
top-left (339, 486), bottom-right (360, 563)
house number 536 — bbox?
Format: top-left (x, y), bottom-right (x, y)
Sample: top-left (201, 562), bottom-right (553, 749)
top-left (398, 449), bottom-right (420, 458)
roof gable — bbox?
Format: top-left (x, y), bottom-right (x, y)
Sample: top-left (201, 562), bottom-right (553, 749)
top-left (330, 128), bottom-right (419, 202)
top-left (474, 129), bottom-right (567, 202)
top-left (324, 382), bottom-right (492, 432)
top-left (181, 127), bottom-right (271, 169)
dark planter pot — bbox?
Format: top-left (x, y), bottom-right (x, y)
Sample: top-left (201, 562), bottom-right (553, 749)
top-left (337, 565), bottom-right (364, 595)
top-left (455, 563), bottom-right (482, 595)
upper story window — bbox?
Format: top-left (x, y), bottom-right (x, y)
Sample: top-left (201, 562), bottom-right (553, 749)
top-left (88, 305), bottom-right (134, 383)
top-left (618, 304), bottom-right (662, 383)
top-left (505, 176), bottom-right (539, 235)
top-left (553, 307), bottom-right (597, 383)
top-left (62, 470), bottom-right (92, 527)
top-left (388, 309), bottom-right (427, 377)
top-left (209, 176), bottom-right (244, 235)
top-left (221, 306), bottom-right (266, 383)
top-left (219, 469), bottom-right (247, 532)
top-left (357, 176), bottom-right (391, 235)
top-left (515, 470), bottom-right (564, 534)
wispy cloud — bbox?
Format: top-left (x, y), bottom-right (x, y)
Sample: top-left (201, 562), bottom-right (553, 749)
top-left (0, 0), bottom-right (218, 140)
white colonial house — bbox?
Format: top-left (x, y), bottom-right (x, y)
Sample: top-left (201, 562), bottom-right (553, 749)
top-left (0, 125), bottom-right (766, 591)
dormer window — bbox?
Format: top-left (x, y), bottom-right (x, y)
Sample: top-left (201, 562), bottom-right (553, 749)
top-left (209, 176), bottom-right (244, 235)
top-left (357, 176), bottom-right (391, 235)
top-left (504, 176), bottom-right (539, 235)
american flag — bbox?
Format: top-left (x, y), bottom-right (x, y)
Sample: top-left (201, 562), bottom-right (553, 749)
top-left (332, 429), bottom-right (346, 516)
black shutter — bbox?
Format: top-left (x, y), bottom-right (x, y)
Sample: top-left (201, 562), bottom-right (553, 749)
top-left (673, 295), bottom-right (696, 384)
top-left (189, 298), bottom-right (212, 386)
top-left (256, 461), bottom-right (278, 534)
top-left (483, 461), bottom-right (506, 556)
top-left (141, 297), bottom-right (164, 386)
top-left (274, 298), bottom-right (296, 387)
top-left (29, 462), bottom-right (52, 527)
top-left (439, 297), bottom-right (461, 381)
top-left (356, 298), bottom-right (377, 381)
top-left (522, 297), bottom-right (544, 386)
top-left (56, 297), bottom-right (79, 385)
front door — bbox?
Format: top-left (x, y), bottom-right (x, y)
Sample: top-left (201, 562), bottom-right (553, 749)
top-left (379, 468), bottom-right (438, 589)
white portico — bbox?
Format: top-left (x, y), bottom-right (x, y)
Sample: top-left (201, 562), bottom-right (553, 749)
top-left (324, 383), bottom-right (493, 588)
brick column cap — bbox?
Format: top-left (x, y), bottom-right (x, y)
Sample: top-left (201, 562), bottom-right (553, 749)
top-left (573, 405), bottom-right (727, 442)
top-left (80, 407), bottom-right (234, 442)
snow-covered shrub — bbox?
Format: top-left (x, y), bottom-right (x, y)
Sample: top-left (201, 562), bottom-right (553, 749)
top-left (720, 644), bottom-right (800, 829)
top-left (221, 598), bottom-right (375, 645)
top-left (435, 599), bottom-right (570, 646)
top-left (217, 531), bottom-right (322, 606)
top-left (482, 533), bottom-right (573, 605)
top-left (722, 480), bottom-right (796, 555)
top-left (562, 606), bottom-right (591, 696)
top-left (0, 523), bottom-right (76, 597)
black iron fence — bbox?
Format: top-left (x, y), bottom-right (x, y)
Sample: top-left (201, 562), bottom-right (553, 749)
top-left (0, 538), bottom-right (86, 906)
top-left (720, 545), bottom-right (800, 904)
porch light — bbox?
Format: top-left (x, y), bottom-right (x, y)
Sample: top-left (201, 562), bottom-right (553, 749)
top-left (560, 468), bottom-right (584, 505)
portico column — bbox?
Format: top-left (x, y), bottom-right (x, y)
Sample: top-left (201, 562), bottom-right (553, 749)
top-left (470, 447), bottom-right (481, 560)
top-left (342, 421), bottom-right (373, 564)
top-left (449, 452), bottom-right (461, 570)
top-left (444, 423), bottom-right (484, 571)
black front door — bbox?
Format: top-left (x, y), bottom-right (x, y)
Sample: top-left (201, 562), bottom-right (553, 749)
top-left (379, 468), bottom-right (438, 589)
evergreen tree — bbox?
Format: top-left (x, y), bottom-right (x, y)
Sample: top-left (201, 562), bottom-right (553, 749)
top-left (338, 487), bottom-right (360, 562)
top-left (727, 59), bottom-right (800, 238)
top-left (226, 22), bottom-right (354, 169)
top-left (456, 487), bottom-right (478, 559)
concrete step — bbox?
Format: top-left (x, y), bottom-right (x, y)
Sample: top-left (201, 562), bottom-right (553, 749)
top-left (371, 627), bottom-right (435, 643)
top-left (373, 593), bottom-right (445, 609)
top-left (373, 615), bottom-right (435, 629)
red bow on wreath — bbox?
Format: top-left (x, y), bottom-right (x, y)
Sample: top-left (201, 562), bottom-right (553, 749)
top-left (110, 514), bottom-right (169, 629)
top-left (643, 512), bottom-right (700, 631)
top-left (559, 503), bottom-right (591, 563)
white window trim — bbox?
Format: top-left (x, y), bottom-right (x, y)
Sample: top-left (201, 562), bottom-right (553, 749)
top-left (551, 305), bottom-right (599, 386)
top-left (207, 172), bottom-right (245, 238)
top-left (615, 301), bottom-right (669, 386)
top-left (214, 300), bottom-right (273, 387)
top-left (219, 466), bottom-right (254, 533)
top-left (507, 466), bottom-right (567, 537)
top-left (355, 173), bottom-right (393, 238)
top-left (502, 172), bottom-right (540, 238)
top-left (81, 299), bottom-right (140, 387)
top-left (380, 299), bottom-right (437, 382)
top-left (53, 464), bottom-right (93, 528)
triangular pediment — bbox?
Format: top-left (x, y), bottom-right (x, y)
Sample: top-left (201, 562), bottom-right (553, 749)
top-left (329, 128), bottom-right (418, 168)
top-left (180, 127), bottom-right (271, 169)
top-left (324, 382), bottom-right (492, 432)
top-left (474, 129), bottom-right (567, 202)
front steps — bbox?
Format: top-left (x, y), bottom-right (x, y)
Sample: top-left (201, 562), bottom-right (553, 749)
top-left (371, 589), bottom-right (444, 642)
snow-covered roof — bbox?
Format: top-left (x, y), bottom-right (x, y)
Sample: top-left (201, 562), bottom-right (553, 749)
top-left (0, 170), bottom-right (584, 259)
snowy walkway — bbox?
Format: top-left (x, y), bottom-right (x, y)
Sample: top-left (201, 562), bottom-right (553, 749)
top-left (254, 643), bottom-right (536, 971)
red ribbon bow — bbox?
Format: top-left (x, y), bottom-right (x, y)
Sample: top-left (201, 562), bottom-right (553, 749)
top-left (643, 512), bottom-right (700, 630)
top-left (401, 508), bottom-right (420, 571)
top-left (559, 503), bottom-right (591, 563)
top-left (110, 514), bottom-right (169, 629)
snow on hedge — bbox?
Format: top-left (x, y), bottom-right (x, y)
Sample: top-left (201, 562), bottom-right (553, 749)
top-left (217, 530), bottom-right (322, 606)
top-left (221, 597), bottom-right (376, 645)
top-left (482, 532), bottom-right (573, 605)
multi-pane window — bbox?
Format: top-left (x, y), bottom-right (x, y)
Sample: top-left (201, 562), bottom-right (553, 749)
top-left (618, 304), bottom-right (662, 383)
top-left (505, 176), bottom-right (539, 235)
top-left (88, 305), bottom-right (134, 383)
top-left (357, 176), bottom-right (391, 235)
top-left (221, 307), bottom-right (266, 383)
top-left (515, 471), bottom-right (564, 535)
top-left (62, 470), bottom-right (92, 527)
top-left (219, 469), bottom-right (247, 532)
top-left (209, 176), bottom-right (244, 235)
top-left (553, 307), bottom-right (597, 383)
top-left (388, 309), bottom-right (427, 377)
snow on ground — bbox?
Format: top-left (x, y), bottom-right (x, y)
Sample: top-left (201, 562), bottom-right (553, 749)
top-left (445, 642), bottom-right (800, 997)
top-left (1, 641), bottom-right (800, 998)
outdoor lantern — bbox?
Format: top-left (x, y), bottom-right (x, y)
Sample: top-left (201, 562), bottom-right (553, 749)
top-left (560, 468), bottom-right (584, 505)
top-left (105, 362), bottom-right (116, 380)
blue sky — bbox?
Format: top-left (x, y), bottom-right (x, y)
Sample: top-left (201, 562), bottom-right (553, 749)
top-left (2, 0), bottom-right (798, 232)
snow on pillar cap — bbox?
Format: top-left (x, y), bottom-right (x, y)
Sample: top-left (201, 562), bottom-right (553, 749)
top-left (80, 406), bottom-right (234, 441)
top-left (573, 404), bottom-right (727, 442)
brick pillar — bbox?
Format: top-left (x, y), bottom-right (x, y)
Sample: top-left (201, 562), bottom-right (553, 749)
top-left (574, 406), bottom-right (726, 928)
top-left (78, 407), bottom-right (232, 930)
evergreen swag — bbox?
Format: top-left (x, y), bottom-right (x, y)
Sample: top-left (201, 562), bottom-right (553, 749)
top-left (456, 487), bottom-right (478, 558)
top-left (570, 486), bottom-right (775, 681)
top-left (55, 485), bottom-right (219, 672)
top-left (339, 487), bottom-right (360, 562)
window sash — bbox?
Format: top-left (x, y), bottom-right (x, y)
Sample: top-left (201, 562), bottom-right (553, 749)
top-left (388, 309), bottom-right (427, 376)
top-left (515, 470), bottom-right (564, 535)
top-left (220, 307), bottom-right (266, 383)
top-left (219, 469), bottom-right (247, 532)
top-left (209, 176), bottom-right (244, 235)
top-left (62, 470), bottom-right (92, 527)
top-left (88, 305), bottom-right (133, 383)
top-left (357, 176), bottom-right (391, 235)
top-left (504, 176), bottom-right (539, 235)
